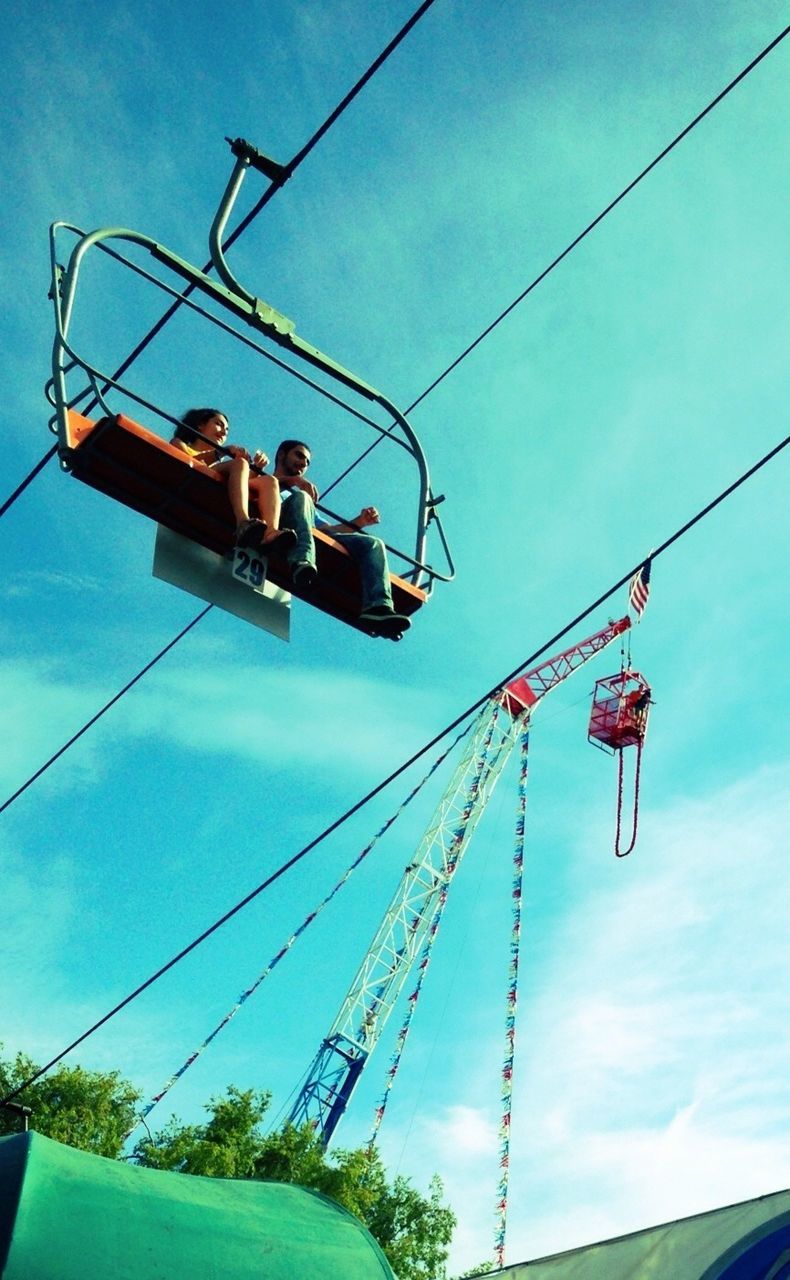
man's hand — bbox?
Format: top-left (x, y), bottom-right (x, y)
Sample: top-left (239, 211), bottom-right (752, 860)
top-left (354, 506), bottom-right (380, 528)
top-left (251, 449), bottom-right (269, 470)
top-left (291, 476), bottom-right (319, 502)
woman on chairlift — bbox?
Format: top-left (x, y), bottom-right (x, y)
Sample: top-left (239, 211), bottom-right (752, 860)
top-left (171, 408), bottom-right (297, 554)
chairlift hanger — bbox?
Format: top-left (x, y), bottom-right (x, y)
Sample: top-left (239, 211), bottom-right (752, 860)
top-left (47, 137), bottom-right (454, 632)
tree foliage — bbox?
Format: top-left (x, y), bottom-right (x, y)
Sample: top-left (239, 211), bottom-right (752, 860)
top-left (133, 1085), bottom-right (270, 1179)
top-left (135, 1088), bottom-right (456, 1279)
top-left (0, 1047), bottom-right (456, 1279)
top-left (0, 1045), bottom-right (139, 1159)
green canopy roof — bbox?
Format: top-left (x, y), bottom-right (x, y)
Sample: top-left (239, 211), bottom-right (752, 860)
top-left (0, 1131), bottom-right (395, 1279)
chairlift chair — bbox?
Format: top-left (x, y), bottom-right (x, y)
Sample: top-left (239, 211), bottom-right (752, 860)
top-left (47, 138), bottom-right (454, 634)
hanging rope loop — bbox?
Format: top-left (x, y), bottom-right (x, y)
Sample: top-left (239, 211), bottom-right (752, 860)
top-left (614, 737), bottom-right (643, 857)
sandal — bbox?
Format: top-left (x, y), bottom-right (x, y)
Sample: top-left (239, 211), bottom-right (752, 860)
top-left (236, 518), bottom-right (267, 549)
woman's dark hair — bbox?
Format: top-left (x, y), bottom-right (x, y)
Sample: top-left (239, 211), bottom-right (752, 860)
top-left (173, 407), bottom-right (226, 444)
top-left (275, 439), bottom-right (311, 467)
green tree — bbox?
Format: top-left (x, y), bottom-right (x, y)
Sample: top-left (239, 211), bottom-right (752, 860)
top-left (254, 1122), bottom-right (456, 1277)
top-left (1, 1047), bottom-right (456, 1278)
top-left (0, 1045), bottom-right (139, 1158)
top-left (136, 1089), bottom-right (456, 1279)
top-left (133, 1085), bottom-right (271, 1178)
top-left (365, 1166), bottom-right (456, 1280)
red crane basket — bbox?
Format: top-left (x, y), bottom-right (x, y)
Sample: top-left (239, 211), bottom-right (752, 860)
top-left (588, 670), bottom-right (651, 755)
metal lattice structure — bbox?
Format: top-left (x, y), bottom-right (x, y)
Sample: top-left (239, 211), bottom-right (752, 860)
top-left (288, 615), bottom-right (632, 1144)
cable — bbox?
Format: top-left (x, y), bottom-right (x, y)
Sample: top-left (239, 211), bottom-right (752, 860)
top-left (0, 0), bottom-right (440, 520)
top-left (80, 0), bottom-right (440, 414)
top-left (2, 427), bottom-right (786, 1108)
top-left (321, 22), bottom-right (790, 498)
top-left (410, 24), bottom-right (790, 413)
top-left (0, 1), bottom-right (444, 813)
top-left (125, 718), bottom-right (473, 1140)
top-left (2, 20), bottom-right (782, 648)
top-left (13, 20), bottom-right (788, 520)
top-left (1, 18), bottom-right (787, 1094)
top-left (0, 606), bottom-right (213, 816)
top-left (237, 0), bottom-right (439, 229)
top-left (6, 421), bottom-right (786, 822)
top-left (0, 447), bottom-right (57, 519)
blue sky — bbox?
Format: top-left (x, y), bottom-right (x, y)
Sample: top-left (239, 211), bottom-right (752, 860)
top-left (1, 1), bottom-right (788, 1272)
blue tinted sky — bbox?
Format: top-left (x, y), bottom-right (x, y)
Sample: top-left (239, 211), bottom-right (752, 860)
top-left (1, 2), bottom-right (788, 1272)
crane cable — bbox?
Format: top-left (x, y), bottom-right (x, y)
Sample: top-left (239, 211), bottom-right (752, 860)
top-left (3, 425), bottom-right (785, 822)
top-left (0, 0), bottom-right (440, 521)
top-left (1, 427), bottom-right (786, 1110)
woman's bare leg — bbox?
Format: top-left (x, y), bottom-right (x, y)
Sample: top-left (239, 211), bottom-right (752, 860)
top-left (226, 456), bottom-right (252, 526)
top-left (211, 457), bottom-right (254, 527)
top-left (249, 475), bottom-right (285, 543)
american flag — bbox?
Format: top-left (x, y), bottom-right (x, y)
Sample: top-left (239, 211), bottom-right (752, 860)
top-left (629, 558), bottom-right (652, 619)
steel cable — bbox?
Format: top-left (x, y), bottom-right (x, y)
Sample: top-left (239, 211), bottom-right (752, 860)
top-left (0, 0), bottom-right (440, 520)
top-left (2, 426), bottom-right (786, 1107)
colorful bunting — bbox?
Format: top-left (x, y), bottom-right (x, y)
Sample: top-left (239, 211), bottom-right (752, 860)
top-left (125, 720), bottom-right (476, 1143)
top-left (493, 729), bottom-right (529, 1270)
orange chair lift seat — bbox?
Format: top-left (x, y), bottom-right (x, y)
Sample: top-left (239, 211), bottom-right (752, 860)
top-left (63, 411), bottom-right (427, 629)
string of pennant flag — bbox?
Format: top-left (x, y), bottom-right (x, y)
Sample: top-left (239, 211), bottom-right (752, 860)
top-left (494, 729), bottom-right (529, 1269)
top-left (125, 721), bottom-right (476, 1142)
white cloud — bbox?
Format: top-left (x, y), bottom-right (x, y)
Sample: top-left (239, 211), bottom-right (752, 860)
top-left (384, 763), bottom-right (790, 1274)
top-left (0, 657), bottom-right (113, 797)
top-left (422, 1104), bottom-right (498, 1160)
top-left (0, 652), bottom-right (444, 798)
top-left (2, 569), bottom-right (105, 600)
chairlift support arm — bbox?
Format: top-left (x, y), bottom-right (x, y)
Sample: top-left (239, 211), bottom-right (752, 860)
top-left (49, 134), bottom-right (440, 584)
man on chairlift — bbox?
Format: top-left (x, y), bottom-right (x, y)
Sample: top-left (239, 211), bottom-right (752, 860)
top-left (273, 440), bottom-right (411, 640)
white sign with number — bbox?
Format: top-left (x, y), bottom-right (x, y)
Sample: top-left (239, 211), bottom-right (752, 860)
top-left (231, 546), bottom-right (268, 594)
top-left (153, 526), bottom-right (290, 640)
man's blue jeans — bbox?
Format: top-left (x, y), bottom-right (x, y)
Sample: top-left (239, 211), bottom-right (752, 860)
top-left (280, 489), bottom-right (393, 610)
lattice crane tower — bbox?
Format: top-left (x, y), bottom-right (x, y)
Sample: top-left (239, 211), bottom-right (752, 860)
top-left (288, 615), bottom-right (632, 1144)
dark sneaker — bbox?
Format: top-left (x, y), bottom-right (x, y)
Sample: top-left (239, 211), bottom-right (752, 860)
top-left (292, 561), bottom-right (317, 588)
top-left (261, 529), bottom-right (298, 556)
top-left (359, 605), bottom-right (411, 639)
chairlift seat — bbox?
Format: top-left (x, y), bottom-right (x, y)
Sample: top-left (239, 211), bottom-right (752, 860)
top-left (62, 410), bottom-right (426, 632)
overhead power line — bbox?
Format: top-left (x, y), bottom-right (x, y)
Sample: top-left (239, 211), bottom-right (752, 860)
top-left (320, 20), bottom-right (790, 499)
top-left (2, 21), bottom-right (788, 806)
top-left (0, 607), bottom-right (213, 817)
top-left (2, 426), bottom-right (787, 1108)
top-left (0, 0), bottom-right (439, 521)
top-left (405, 22), bottom-right (790, 414)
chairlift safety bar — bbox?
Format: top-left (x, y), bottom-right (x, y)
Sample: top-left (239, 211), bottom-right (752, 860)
top-left (49, 139), bottom-right (454, 590)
